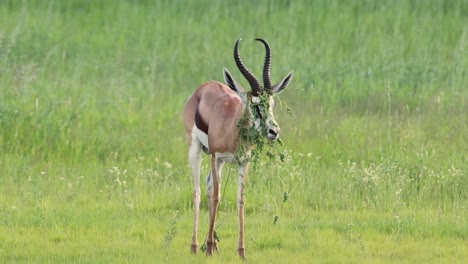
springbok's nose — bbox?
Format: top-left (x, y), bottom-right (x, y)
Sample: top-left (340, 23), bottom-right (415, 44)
top-left (268, 127), bottom-right (280, 140)
top-left (268, 128), bottom-right (278, 136)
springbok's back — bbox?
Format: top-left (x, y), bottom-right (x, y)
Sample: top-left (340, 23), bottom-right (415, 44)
top-left (183, 81), bottom-right (243, 155)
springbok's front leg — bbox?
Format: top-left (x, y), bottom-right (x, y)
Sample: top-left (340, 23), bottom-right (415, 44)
top-left (206, 155), bottom-right (223, 256)
top-left (237, 161), bottom-right (250, 259)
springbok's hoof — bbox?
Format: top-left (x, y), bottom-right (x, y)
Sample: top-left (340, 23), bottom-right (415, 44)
top-left (206, 241), bottom-right (219, 256)
top-left (191, 244), bottom-right (198, 254)
top-left (238, 248), bottom-right (247, 260)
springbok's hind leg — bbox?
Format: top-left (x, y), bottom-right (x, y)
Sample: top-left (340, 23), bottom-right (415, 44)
top-left (189, 138), bottom-right (202, 254)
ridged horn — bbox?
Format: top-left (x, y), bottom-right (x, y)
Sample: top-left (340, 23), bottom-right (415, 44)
top-left (255, 38), bottom-right (272, 91)
top-left (234, 39), bottom-right (261, 96)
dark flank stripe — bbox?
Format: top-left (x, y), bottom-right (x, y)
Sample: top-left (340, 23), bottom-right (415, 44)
top-left (195, 108), bottom-right (208, 134)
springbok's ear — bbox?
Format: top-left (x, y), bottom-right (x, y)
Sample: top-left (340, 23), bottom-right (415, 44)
top-left (224, 67), bottom-right (247, 103)
top-left (271, 71), bottom-right (294, 94)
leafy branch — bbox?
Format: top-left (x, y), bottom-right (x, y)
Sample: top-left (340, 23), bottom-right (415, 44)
top-left (236, 92), bottom-right (287, 164)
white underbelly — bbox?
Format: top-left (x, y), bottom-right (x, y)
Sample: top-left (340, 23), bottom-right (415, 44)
top-left (191, 125), bottom-right (237, 162)
top-left (192, 125), bottom-right (209, 150)
top-left (216, 152), bottom-right (236, 162)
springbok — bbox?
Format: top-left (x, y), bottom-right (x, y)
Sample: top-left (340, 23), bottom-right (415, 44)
top-left (183, 38), bottom-right (293, 259)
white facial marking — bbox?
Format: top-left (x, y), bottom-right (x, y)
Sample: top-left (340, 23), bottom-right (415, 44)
top-left (266, 97), bottom-right (279, 140)
top-left (249, 95), bottom-right (281, 141)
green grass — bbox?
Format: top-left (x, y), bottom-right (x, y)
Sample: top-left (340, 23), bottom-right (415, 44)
top-left (0, 0), bottom-right (467, 262)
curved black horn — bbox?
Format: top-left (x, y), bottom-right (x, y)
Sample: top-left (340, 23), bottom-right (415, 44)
top-left (255, 38), bottom-right (272, 91)
top-left (234, 39), bottom-right (261, 96)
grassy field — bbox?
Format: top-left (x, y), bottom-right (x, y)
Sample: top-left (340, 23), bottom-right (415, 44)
top-left (0, 0), bottom-right (467, 262)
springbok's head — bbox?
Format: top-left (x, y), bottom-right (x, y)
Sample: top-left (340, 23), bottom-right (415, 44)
top-left (224, 38), bottom-right (294, 141)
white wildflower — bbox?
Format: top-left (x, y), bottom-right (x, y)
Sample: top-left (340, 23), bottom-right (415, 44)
top-left (163, 162), bottom-right (172, 169)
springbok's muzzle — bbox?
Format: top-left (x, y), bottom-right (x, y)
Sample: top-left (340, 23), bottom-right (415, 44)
top-left (267, 126), bottom-right (280, 141)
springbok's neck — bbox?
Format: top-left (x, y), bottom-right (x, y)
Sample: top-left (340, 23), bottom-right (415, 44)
top-left (237, 100), bottom-right (260, 146)
top-left (238, 103), bottom-right (252, 137)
